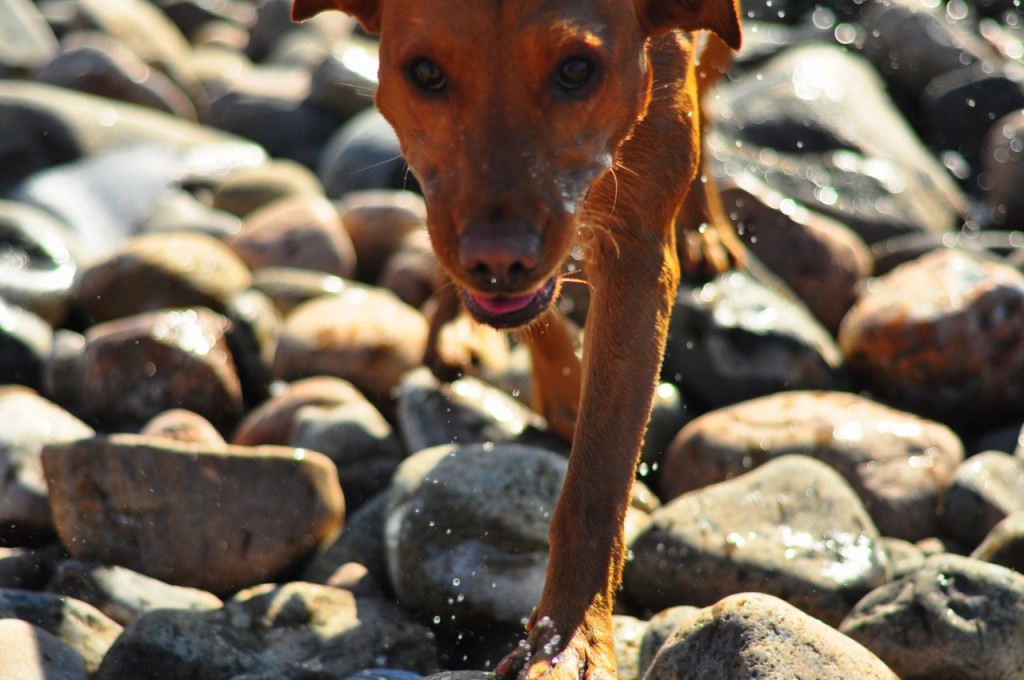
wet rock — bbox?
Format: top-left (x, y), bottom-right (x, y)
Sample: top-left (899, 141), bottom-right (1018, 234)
top-left (625, 455), bottom-right (889, 626)
top-left (0, 298), bottom-right (53, 391)
top-left (385, 444), bottom-right (566, 630)
top-left (337, 190), bottom-right (428, 284)
top-left (662, 270), bottom-right (845, 409)
top-left (203, 64), bottom-right (344, 168)
top-left (273, 286), bottom-right (428, 407)
top-left (0, 588), bottom-right (122, 675)
top-left (42, 434), bottom-right (344, 595)
top-left (722, 173), bottom-right (872, 333)
top-left (840, 553), bottom-right (1024, 679)
top-left (96, 582), bottom-right (439, 680)
top-left (923, 61), bottom-right (1024, 195)
top-left (658, 391), bottom-right (964, 541)
top-left (943, 450), bottom-right (1024, 548)
top-left (48, 560), bottom-right (222, 626)
top-left (984, 109), bottom-right (1024, 228)
top-left (839, 249), bottom-right (1024, 429)
top-left (645, 592), bottom-right (897, 680)
top-left (212, 160), bottom-right (323, 218)
top-left (0, 389), bottom-right (93, 543)
top-left (80, 308), bottom-right (243, 432)
top-left (75, 231), bottom-right (252, 323)
top-left (640, 382), bottom-right (691, 480)
top-left (227, 193), bottom-right (357, 277)
top-left (0, 200), bottom-right (76, 327)
top-left (971, 512), bottom-right (1024, 572)
top-left (712, 44), bottom-right (965, 244)
top-left (35, 33), bottom-right (197, 119)
top-left (141, 409), bottom-right (227, 444)
top-left (396, 368), bottom-right (557, 455)
top-left (0, 0), bottom-right (58, 76)
top-left (318, 107), bottom-right (418, 198)
top-left (0, 619), bottom-right (87, 680)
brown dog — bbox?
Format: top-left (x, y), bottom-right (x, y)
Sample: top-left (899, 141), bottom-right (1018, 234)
top-left (291, 1), bottom-right (741, 678)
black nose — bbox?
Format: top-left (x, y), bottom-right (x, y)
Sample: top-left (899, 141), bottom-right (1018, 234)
top-left (458, 225), bottom-right (541, 292)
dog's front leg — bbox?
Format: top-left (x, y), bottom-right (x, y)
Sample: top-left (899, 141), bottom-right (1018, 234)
top-left (497, 224), bottom-right (681, 680)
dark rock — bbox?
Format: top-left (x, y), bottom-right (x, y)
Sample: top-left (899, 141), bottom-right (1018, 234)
top-left (840, 553), bottom-right (1024, 679)
top-left (943, 450), bottom-right (1024, 548)
top-left (625, 455), bottom-right (889, 626)
top-left (223, 288), bottom-right (281, 407)
top-left (971, 512), bottom-right (1024, 572)
top-left (0, 298), bottom-right (52, 391)
top-left (318, 107), bottom-right (419, 198)
top-left (662, 270), bottom-right (845, 409)
top-left (42, 434), bottom-right (344, 595)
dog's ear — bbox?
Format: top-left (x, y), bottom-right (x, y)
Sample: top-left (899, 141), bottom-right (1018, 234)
top-left (637, 0), bottom-right (742, 50)
top-left (291, 0), bottom-right (381, 33)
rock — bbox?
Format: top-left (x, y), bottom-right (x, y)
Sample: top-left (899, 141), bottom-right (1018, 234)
top-left (0, 199), bottom-right (77, 325)
top-left (336, 190), bottom-right (427, 284)
top-left (318, 107), bottom-right (418, 198)
top-left (379, 228), bottom-right (441, 309)
top-left (75, 231), bottom-right (253, 324)
top-left (943, 451), bottom-right (1024, 548)
top-left (839, 249), bottom-right (1024, 429)
top-left (227, 193), bottom-right (357, 277)
top-left (0, 389), bottom-right (93, 543)
top-left (273, 286), bottom-right (429, 407)
top-left (840, 553), bottom-right (1024, 679)
top-left (971, 512), bottom-right (1024, 572)
top-left (385, 444), bottom-right (566, 630)
top-left (625, 455), bottom-right (889, 626)
top-left (49, 560), bottom-right (223, 626)
top-left (396, 368), bottom-right (557, 456)
top-left (644, 593), bottom-right (897, 680)
top-left (0, 298), bottom-right (52, 391)
top-left (637, 606), bottom-right (701, 678)
top-left (212, 160), bottom-right (323, 218)
top-left (662, 270), bottom-right (845, 409)
top-left (223, 287), bottom-right (281, 406)
top-left (307, 43), bottom-right (378, 119)
top-left (249, 266), bottom-right (349, 315)
top-left (143, 187), bottom-right (243, 239)
top-left (0, 619), bottom-right (87, 680)
top-left (0, 0), bottom-right (58, 76)
top-left (721, 172), bottom-right (872, 333)
top-left (711, 44), bottom-right (964, 244)
top-left (301, 489), bottom-right (390, 592)
top-left (881, 537), bottom-right (927, 580)
top-left (35, 33), bottom-right (197, 119)
top-left (0, 588), bottom-right (122, 675)
top-left (0, 544), bottom-right (62, 590)
top-left (140, 409), bottom-right (226, 444)
top-left (984, 110), bottom-right (1024, 229)
top-left (42, 434), bottom-right (344, 595)
top-left (923, 61), bottom-right (1024, 195)
top-left (80, 308), bottom-right (244, 432)
top-left (155, 0), bottom-right (255, 41)
top-left (658, 391), bottom-right (964, 541)
top-left (96, 582), bottom-right (439, 679)
top-left (233, 376), bottom-right (365, 445)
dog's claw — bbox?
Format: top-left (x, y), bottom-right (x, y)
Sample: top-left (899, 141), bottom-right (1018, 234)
top-left (495, 616), bottom-right (616, 680)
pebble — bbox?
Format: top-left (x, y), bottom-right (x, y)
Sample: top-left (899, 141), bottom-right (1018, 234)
top-left (625, 455), bottom-right (889, 626)
top-left (645, 592), bottom-right (897, 679)
top-left (0, 0), bottom-right (58, 76)
top-left (0, 618), bottom-right (88, 680)
top-left (942, 450), bottom-right (1024, 548)
top-left (840, 248), bottom-right (1024, 429)
top-left (658, 390), bottom-right (964, 541)
top-left (971, 512), bottom-right (1024, 572)
top-left (96, 582), bottom-right (439, 679)
top-left (336, 190), bottom-right (427, 284)
top-left (0, 298), bottom-right (53, 391)
top-left (840, 553), bottom-right (1024, 679)
top-left (42, 434), bottom-right (344, 595)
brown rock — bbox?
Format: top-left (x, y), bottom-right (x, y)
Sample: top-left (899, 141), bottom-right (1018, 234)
top-left (233, 376), bottom-right (365, 445)
top-left (75, 231), bottom-right (252, 323)
top-left (659, 390), bottom-right (964, 541)
top-left (227, 194), bottom-right (356, 277)
top-left (212, 160), bottom-right (323, 217)
top-left (337, 189), bottom-right (427, 283)
top-left (141, 409), bottom-right (226, 444)
top-left (645, 593), bottom-right (897, 680)
top-left (42, 434), bottom-right (344, 595)
top-left (839, 248), bottom-right (1024, 428)
top-left (81, 308), bottom-right (243, 432)
top-left (273, 286), bottom-right (428, 407)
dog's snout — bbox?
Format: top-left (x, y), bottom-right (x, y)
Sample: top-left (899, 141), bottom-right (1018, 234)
top-left (458, 227), bottom-right (542, 292)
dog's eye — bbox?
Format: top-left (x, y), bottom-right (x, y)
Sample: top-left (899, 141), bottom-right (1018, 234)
top-left (409, 58), bottom-right (447, 93)
top-left (556, 57), bottom-right (596, 91)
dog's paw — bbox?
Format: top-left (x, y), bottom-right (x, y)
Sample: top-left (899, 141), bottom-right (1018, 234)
top-left (494, 615), bottom-right (616, 680)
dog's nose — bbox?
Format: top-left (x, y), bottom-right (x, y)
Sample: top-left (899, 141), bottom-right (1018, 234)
top-left (458, 228), bottom-right (541, 292)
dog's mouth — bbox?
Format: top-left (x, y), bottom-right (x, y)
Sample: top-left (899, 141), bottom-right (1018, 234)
top-left (461, 277), bottom-right (558, 329)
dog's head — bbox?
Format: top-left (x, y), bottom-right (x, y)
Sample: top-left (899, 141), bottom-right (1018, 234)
top-left (294, 0), bottom-right (740, 329)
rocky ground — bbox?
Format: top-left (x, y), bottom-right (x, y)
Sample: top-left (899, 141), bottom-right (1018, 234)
top-left (1, 0), bottom-right (1024, 678)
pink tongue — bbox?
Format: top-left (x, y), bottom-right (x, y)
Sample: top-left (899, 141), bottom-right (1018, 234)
top-left (468, 291), bottom-right (536, 315)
